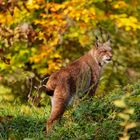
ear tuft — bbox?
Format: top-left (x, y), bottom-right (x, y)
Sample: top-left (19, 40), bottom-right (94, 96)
top-left (95, 36), bottom-right (99, 48)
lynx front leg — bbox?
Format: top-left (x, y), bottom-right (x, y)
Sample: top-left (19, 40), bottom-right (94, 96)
top-left (88, 83), bottom-right (98, 97)
top-left (46, 85), bottom-right (70, 134)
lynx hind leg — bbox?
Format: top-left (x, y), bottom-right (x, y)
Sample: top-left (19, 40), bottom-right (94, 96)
top-left (46, 85), bottom-right (71, 134)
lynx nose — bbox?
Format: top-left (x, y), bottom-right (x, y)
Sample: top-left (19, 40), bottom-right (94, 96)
top-left (107, 58), bottom-right (111, 61)
top-left (106, 54), bottom-right (112, 61)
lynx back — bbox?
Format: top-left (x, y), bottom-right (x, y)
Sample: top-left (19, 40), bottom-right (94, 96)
top-left (45, 36), bottom-right (112, 134)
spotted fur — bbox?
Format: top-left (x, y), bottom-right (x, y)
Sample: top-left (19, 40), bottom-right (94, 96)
top-left (45, 39), bottom-right (112, 134)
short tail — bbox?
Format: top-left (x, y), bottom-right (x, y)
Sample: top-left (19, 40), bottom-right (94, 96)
top-left (46, 87), bottom-right (54, 96)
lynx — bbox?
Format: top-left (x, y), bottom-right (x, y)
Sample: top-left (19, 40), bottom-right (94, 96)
top-left (45, 37), bottom-right (112, 134)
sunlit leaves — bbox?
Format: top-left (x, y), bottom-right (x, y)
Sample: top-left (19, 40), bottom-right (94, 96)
top-left (111, 14), bottom-right (140, 31)
top-left (112, 1), bottom-right (128, 9)
top-left (0, 23), bottom-right (36, 48)
top-left (31, 0), bottom-right (98, 73)
top-left (0, 0), bottom-right (29, 16)
top-left (113, 93), bottom-right (137, 140)
top-left (114, 98), bottom-right (126, 108)
top-left (29, 44), bottom-right (62, 74)
top-left (0, 0), bottom-right (140, 77)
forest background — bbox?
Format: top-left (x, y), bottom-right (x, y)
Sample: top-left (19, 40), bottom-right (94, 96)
top-left (0, 0), bottom-right (140, 140)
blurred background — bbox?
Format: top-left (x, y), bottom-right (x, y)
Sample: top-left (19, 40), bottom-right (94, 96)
top-left (0, 0), bottom-right (140, 139)
top-left (0, 0), bottom-right (140, 103)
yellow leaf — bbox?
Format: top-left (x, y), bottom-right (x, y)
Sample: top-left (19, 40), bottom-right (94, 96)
top-left (113, 1), bottom-right (128, 9)
top-left (120, 136), bottom-right (130, 140)
top-left (126, 122), bottom-right (137, 130)
top-left (125, 26), bottom-right (131, 31)
top-left (124, 108), bottom-right (134, 115)
top-left (114, 99), bottom-right (126, 108)
top-left (118, 113), bottom-right (130, 120)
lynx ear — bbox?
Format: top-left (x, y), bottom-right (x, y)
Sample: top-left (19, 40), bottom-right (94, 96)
top-left (95, 36), bottom-right (101, 48)
top-left (105, 34), bottom-right (111, 46)
top-left (104, 39), bottom-right (111, 46)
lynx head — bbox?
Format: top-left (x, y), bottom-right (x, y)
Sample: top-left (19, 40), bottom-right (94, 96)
top-left (94, 36), bottom-right (112, 66)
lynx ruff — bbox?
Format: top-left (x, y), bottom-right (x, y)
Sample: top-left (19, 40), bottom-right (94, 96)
top-left (45, 38), bottom-right (112, 134)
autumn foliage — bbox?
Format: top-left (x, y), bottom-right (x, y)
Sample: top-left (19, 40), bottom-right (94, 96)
top-left (0, 1), bottom-right (140, 140)
top-left (0, 0), bottom-right (140, 98)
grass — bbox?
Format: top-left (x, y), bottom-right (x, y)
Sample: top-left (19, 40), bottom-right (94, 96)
top-left (0, 103), bottom-right (49, 140)
top-left (0, 82), bottom-right (140, 140)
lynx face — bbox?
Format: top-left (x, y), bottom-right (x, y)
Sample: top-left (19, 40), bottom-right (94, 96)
top-left (95, 40), bottom-right (112, 66)
top-left (46, 34), bottom-right (113, 134)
